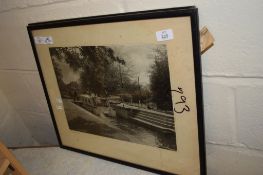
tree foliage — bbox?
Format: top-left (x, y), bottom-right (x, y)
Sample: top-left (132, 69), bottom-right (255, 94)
top-left (149, 46), bottom-right (173, 111)
top-left (49, 46), bottom-right (126, 96)
top-left (50, 45), bottom-right (173, 111)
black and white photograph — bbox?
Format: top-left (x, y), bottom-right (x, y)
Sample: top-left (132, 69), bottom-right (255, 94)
top-left (49, 44), bottom-right (176, 150)
top-left (28, 8), bottom-right (205, 174)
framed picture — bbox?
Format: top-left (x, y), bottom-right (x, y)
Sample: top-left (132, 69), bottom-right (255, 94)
top-left (27, 6), bottom-right (206, 175)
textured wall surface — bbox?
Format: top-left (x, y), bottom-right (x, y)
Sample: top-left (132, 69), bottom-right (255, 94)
top-left (0, 0), bottom-right (263, 174)
top-left (0, 90), bottom-right (38, 146)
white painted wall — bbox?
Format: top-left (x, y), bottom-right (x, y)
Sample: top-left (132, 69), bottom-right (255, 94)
top-left (0, 0), bottom-right (263, 174)
top-left (0, 89), bottom-right (38, 146)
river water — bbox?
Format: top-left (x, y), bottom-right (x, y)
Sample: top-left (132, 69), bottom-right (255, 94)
top-left (64, 99), bottom-right (177, 151)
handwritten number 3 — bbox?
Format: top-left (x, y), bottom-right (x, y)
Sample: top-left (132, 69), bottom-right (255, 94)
top-left (174, 104), bottom-right (190, 114)
top-left (174, 96), bottom-right (190, 114)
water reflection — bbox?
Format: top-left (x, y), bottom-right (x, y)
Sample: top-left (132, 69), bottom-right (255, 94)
top-left (65, 100), bottom-right (176, 151)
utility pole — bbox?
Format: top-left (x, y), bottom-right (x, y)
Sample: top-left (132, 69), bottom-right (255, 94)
top-left (119, 63), bottom-right (123, 89)
top-left (138, 76), bottom-right (142, 107)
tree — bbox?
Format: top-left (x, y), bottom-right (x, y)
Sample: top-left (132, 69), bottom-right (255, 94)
top-left (49, 46), bottom-right (127, 96)
top-left (149, 46), bottom-right (173, 111)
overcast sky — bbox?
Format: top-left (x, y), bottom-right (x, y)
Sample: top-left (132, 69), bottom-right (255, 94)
top-left (111, 44), bottom-right (163, 86)
top-left (58, 60), bottom-right (80, 84)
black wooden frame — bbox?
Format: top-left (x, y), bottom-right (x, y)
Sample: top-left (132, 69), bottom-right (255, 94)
top-left (27, 6), bottom-right (206, 175)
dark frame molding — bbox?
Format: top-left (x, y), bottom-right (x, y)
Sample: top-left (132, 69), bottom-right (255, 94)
top-left (27, 6), bottom-right (206, 175)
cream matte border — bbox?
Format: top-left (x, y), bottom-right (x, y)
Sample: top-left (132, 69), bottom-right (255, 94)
top-left (32, 16), bottom-right (200, 175)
